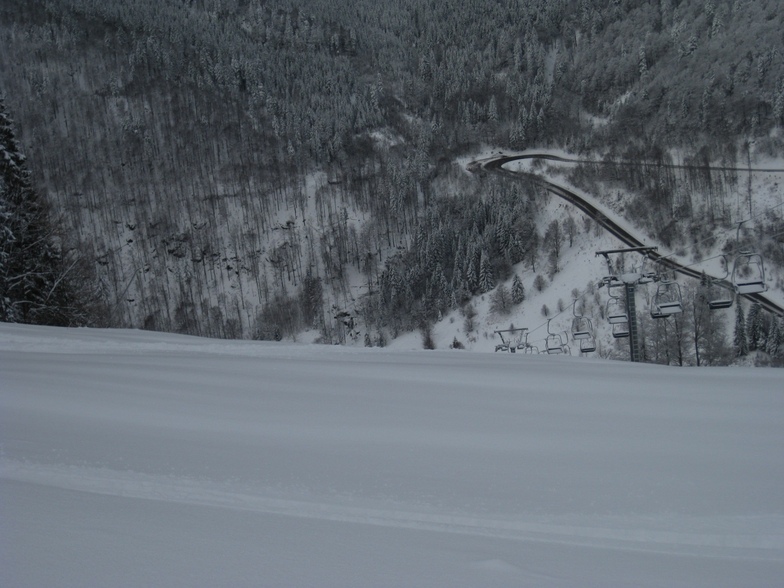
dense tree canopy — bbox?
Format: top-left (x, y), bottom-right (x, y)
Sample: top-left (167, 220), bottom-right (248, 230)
top-left (0, 0), bottom-right (781, 355)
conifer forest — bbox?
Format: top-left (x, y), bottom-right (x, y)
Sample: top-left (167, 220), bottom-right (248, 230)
top-left (1, 0), bottom-right (783, 365)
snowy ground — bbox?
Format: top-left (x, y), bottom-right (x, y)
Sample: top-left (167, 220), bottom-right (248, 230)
top-left (2, 323), bottom-right (783, 587)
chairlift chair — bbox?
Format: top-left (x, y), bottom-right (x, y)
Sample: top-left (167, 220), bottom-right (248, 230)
top-left (570, 302), bottom-right (596, 352)
top-left (612, 321), bottom-right (630, 338)
top-left (521, 331), bottom-right (539, 354)
top-left (570, 301), bottom-right (594, 339)
top-left (571, 317), bottom-right (593, 339)
top-left (605, 297), bottom-right (628, 324)
top-left (652, 280), bottom-right (683, 317)
top-left (731, 220), bottom-right (768, 295)
top-left (707, 282), bottom-right (734, 310)
top-left (494, 329), bottom-right (510, 352)
top-left (494, 328), bottom-right (527, 353)
top-left (708, 295), bottom-right (734, 310)
top-left (732, 252), bottom-right (767, 295)
top-left (579, 337), bottom-right (596, 353)
top-left (704, 257), bottom-right (735, 310)
top-left (545, 334), bottom-right (565, 354)
top-left (545, 319), bottom-right (566, 354)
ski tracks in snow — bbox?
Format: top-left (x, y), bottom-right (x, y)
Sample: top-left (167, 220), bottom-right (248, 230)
top-left (3, 457), bottom-right (782, 562)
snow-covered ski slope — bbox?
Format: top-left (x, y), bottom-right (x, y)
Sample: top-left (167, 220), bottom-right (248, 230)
top-left (2, 323), bottom-right (783, 587)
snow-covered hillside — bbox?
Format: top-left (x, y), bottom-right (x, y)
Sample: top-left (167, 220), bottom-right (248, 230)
top-left (430, 148), bottom-right (784, 360)
top-left (2, 323), bottom-right (783, 587)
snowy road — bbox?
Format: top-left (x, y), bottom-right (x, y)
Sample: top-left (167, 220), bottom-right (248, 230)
top-left (2, 324), bottom-right (783, 586)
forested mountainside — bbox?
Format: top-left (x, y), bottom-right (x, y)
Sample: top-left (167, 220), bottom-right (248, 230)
top-left (1, 0), bottom-right (782, 359)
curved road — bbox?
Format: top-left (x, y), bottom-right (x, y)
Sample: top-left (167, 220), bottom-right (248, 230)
top-left (470, 153), bottom-right (784, 317)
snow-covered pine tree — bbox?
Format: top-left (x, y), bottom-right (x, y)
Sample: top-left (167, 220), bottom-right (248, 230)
top-left (511, 273), bottom-right (525, 304)
top-left (765, 315), bottom-right (781, 357)
top-left (734, 302), bottom-right (749, 357)
top-left (0, 99), bottom-right (91, 325)
top-left (465, 245), bottom-right (479, 292)
top-left (479, 250), bottom-right (495, 292)
top-left (746, 302), bottom-right (763, 351)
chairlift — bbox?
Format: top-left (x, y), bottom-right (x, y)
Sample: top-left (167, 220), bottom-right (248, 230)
top-left (522, 331), bottom-right (539, 354)
top-left (732, 253), bottom-right (767, 295)
top-left (571, 316), bottom-right (593, 338)
top-left (705, 257), bottom-right (735, 310)
top-left (707, 282), bottom-right (735, 310)
top-left (494, 328), bottom-right (528, 353)
top-left (571, 300), bottom-right (596, 353)
top-left (605, 293), bottom-right (628, 324)
top-left (545, 319), bottom-right (567, 354)
top-left (612, 321), bottom-right (630, 338)
top-left (731, 221), bottom-right (768, 295)
top-left (651, 279), bottom-right (683, 317)
top-left (570, 301), bottom-right (593, 339)
top-left (579, 337), bottom-right (597, 353)
top-left (545, 334), bottom-right (565, 354)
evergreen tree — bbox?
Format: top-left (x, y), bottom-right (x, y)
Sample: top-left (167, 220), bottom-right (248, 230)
top-left (430, 263), bottom-right (449, 314)
top-left (0, 99), bottom-right (94, 325)
top-left (563, 215), bottom-right (578, 247)
top-left (511, 273), bottom-right (525, 304)
top-left (479, 250), bottom-right (494, 292)
top-left (765, 316), bottom-right (781, 356)
top-left (746, 303), bottom-right (765, 352)
top-left (299, 272), bottom-right (323, 328)
top-left (545, 220), bottom-right (561, 278)
top-left (465, 246), bottom-right (479, 292)
top-left (734, 302), bottom-right (749, 357)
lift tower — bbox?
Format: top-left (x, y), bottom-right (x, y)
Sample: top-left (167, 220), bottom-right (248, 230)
top-left (596, 247), bottom-right (658, 363)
